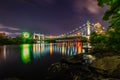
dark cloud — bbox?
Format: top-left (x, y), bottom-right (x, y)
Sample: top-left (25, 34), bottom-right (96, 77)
top-left (17, 0), bottom-right (56, 7)
top-left (0, 0), bottom-right (108, 36)
top-left (73, 0), bottom-right (101, 14)
top-left (0, 24), bottom-right (20, 31)
top-left (0, 23), bottom-right (20, 36)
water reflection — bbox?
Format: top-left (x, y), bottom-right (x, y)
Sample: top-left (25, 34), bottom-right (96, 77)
top-left (76, 42), bottom-right (82, 54)
top-left (33, 44), bottom-right (40, 59)
top-left (21, 44), bottom-right (31, 63)
top-left (19, 42), bottom-right (83, 63)
top-left (31, 42), bottom-right (83, 58)
top-left (50, 43), bottom-right (53, 55)
top-left (33, 44), bottom-right (45, 59)
top-left (0, 46), bottom-right (6, 60)
top-left (0, 42), bottom-right (88, 79)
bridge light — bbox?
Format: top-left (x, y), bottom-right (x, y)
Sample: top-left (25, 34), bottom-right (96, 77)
top-left (103, 27), bottom-right (105, 30)
top-left (83, 24), bottom-right (85, 26)
top-left (77, 32), bottom-right (80, 36)
top-left (91, 23), bottom-right (94, 25)
top-left (50, 35), bottom-right (53, 38)
top-left (62, 35), bottom-right (64, 37)
top-left (81, 33), bottom-right (83, 35)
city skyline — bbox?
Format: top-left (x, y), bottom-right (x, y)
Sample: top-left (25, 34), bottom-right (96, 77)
top-left (0, 0), bottom-right (108, 36)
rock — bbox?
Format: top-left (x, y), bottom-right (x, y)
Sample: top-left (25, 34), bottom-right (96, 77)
top-left (48, 62), bottom-right (69, 72)
top-left (48, 54), bottom-right (120, 80)
top-left (112, 64), bottom-right (120, 78)
top-left (90, 55), bottom-right (120, 79)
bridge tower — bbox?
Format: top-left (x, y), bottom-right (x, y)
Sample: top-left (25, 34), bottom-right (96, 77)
top-left (33, 33), bottom-right (44, 43)
top-left (86, 21), bottom-right (91, 49)
top-left (86, 21), bottom-right (91, 40)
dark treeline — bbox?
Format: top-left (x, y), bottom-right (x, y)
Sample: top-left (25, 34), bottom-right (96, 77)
top-left (0, 36), bottom-right (34, 45)
top-left (0, 35), bottom-right (88, 45)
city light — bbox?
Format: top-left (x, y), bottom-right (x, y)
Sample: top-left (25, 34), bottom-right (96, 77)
top-left (77, 32), bottom-right (80, 36)
top-left (22, 32), bottom-right (30, 38)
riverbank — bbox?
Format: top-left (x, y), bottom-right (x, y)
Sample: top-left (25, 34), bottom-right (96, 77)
top-left (47, 54), bottom-right (120, 80)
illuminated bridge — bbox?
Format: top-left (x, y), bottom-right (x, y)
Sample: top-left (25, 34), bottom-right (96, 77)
top-left (33, 21), bottom-right (105, 42)
top-left (51, 21), bottom-right (105, 42)
top-left (59, 21), bottom-right (104, 37)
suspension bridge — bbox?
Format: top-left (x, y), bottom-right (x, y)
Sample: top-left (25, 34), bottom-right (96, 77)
top-left (32, 21), bottom-right (105, 43)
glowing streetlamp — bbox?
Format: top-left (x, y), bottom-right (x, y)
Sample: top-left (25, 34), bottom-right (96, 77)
top-left (77, 32), bottom-right (80, 36)
top-left (22, 32), bottom-right (30, 38)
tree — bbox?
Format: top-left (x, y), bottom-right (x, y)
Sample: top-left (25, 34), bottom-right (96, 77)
top-left (90, 32), bottom-right (108, 49)
top-left (97, 0), bottom-right (120, 52)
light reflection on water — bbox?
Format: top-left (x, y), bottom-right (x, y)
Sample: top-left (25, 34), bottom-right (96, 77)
top-left (0, 45), bottom-right (6, 60)
top-left (0, 42), bottom-right (84, 79)
top-left (0, 42), bottom-right (83, 63)
top-left (34, 42), bottom-right (82, 58)
top-left (21, 42), bottom-right (82, 63)
top-left (21, 44), bottom-right (31, 63)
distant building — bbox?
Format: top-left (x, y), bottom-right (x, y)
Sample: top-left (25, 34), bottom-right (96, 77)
top-left (0, 33), bottom-right (6, 37)
top-left (94, 23), bottom-right (105, 34)
top-left (32, 33), bottom-right (44, 43)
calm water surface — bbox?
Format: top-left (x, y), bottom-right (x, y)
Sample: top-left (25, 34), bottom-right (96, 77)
top-left (0, 42), bottom-right (83, 79)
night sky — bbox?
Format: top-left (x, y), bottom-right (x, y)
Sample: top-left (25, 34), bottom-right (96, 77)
top-left (0, 0), bottom-right (108, 36)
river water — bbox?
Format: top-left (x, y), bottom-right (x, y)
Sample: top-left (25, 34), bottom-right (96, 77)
top-left (0, 42), bottom-right (83, 79)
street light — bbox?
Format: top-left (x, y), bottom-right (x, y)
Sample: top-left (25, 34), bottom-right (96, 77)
top-left (22, 32), bottom-right (30, 38)
top-left (77, 32), bottom-right (80, 36)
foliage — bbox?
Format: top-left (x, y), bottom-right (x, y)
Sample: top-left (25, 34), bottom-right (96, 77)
top-left (98, 0), bottom-right (120, 21)
top-left (81, 37), bottom-right (87, 42)
top-left (90, 0), bottom-right (120, 52)
top-left (90, 32), bottom-right (108, 50)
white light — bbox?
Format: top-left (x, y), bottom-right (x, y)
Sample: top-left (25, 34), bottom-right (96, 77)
top-left (83, 24), bottom-right (85, 26)
top-left (103, 27), bottom-right (105, 29)
top-left (91, 23), bottom-right (94, 25)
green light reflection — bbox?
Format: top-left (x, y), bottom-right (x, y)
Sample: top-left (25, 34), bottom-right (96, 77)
top-left (21, 44), bottom-right (31, 63)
